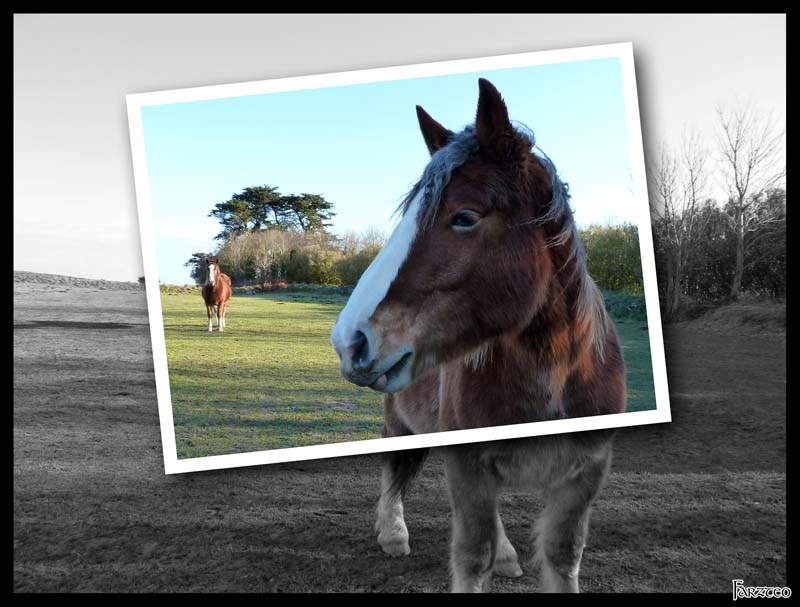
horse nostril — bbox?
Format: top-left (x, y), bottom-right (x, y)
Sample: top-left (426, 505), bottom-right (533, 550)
top-left (350, 330), bottom-right (370, 369)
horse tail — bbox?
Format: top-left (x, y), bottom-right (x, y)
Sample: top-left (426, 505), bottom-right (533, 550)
top-left (385, 448), bottom-right (429, 498)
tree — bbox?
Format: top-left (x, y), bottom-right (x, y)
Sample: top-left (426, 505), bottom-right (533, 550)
top-left (247, 229), bottom-right (292, 285)
top-left (282, 193), bottom-right (335, 232)
top-left (209, 186), bottom-right (284, 239)
top-left (334, 226), bottom-right (386, 286)
top-left (209, 186), bottom-right (336, 240)
top-left (734, 187), bottom-right (786, 298)
top-left (337, 225), bottom-right (386, 256)
top-left (681, 201), bottom-right (734, 303)
top-left (649, 131), bottom-right (708, 319)
top-left (715, 102), bottom-right (785, 300)
top-left (358, 225), bottom-right (386, 250)
top-left (579, 224), bottom-right (642, 294)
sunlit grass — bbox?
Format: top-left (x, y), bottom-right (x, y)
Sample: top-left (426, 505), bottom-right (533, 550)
top-left (162, 290), bottom-right (656, 458)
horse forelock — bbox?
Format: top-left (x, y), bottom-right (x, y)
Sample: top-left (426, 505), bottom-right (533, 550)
top-left (398, 124), bottom-right (572, 235)
top-left (397, 126), bottom-right (480, 229)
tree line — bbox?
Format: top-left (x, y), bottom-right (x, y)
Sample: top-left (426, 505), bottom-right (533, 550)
top-left (187, 187), bottom-right (643, 293)
top-left (649, 101), bottom-right (785, 319)
top-left (185, 184), bottom-right (388, 287)
top-left (186, 226), bottom-right (386, 288)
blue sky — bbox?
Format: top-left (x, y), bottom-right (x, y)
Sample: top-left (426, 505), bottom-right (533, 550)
top-left (142, 57), bottom-right (634, 285)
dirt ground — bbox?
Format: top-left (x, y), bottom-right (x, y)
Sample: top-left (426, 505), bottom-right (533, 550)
top-left (13, 275), bottom-right (786, 592)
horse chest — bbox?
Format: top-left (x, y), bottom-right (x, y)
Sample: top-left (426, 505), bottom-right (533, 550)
top-left (202, 282), bottom-right (230, 305)
top-left (437, 362), bottom-right (567, 431)
top-left (388, 371), bottom-right (442, 436)
top-left (475, 435), bottom-right (612, 490)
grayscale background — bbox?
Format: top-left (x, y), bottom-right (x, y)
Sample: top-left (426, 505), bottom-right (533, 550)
top-left (14, 14), bottom-right (786, 593)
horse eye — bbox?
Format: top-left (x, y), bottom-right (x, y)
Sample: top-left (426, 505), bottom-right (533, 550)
top-left (450, 211), bottom-right (481, 231)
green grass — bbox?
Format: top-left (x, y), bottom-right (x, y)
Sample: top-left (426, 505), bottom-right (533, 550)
top-left (600, 290), bottom-right (656, 412)
top-left (161, 291), bottom-right (381, 458)
top-left (612, 316), bottom-right (656, 413)
top-left (162, 291), bottom-right (656, 458)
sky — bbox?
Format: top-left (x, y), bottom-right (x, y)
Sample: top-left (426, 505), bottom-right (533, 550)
top-left (140, 58), bottom-right (635, 285)
top-left (14, 14), bottom-right (786, 282)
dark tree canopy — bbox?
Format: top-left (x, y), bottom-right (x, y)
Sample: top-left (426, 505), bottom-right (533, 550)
top-left (652, 187), bottom-right (786, 307)
top-left (209, 185), bottom-right (335, 240)
top-left (282, 193), bottom-right (335, 232)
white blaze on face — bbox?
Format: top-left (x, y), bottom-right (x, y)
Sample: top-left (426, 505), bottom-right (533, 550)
top-left (206, 264), bottom-right (216, 286)
top-left (331, 190), bottom-right (423, 350)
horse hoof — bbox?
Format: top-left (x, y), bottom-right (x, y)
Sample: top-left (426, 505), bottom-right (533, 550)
top-left (494, 559), bottom-right (523, 578)
top-left (378, 530), bottom-right (411, 557)
top-left (379, 539), bottom-right (411, 557)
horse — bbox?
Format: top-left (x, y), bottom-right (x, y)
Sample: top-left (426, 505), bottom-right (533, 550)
top-left (201, 257), bottom-right (231, 332)
top-left (330, 79), bottom-right (626, 593)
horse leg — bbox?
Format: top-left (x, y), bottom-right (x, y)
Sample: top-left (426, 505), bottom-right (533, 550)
top-left (375, 396), bottom-right (424, 557)
top-left (534, 447), bottom-right (612, 593)
top-left (494, 511), bottom-right (523, 578)
top-left (206, 304), bottom-right (214, 332)
top-left (220, 301), bottom-right (227, 329)
top-left (445, 446), bottom-right (500, 593)
top-left (217, 302), bottom-right (226, 332)
top-left (376, 451), bottom-right (414, 557)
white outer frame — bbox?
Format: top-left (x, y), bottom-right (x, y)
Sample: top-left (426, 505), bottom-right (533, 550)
top-left (126, 41), bottom-right (671, 475)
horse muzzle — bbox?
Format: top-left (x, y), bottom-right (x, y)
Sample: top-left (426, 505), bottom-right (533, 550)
top-left (331, 324), bottom-right (414, 393)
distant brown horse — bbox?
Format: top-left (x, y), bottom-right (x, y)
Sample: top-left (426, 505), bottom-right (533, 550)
top-left (331, 79), bottom-right (626, 592)
top-left (202, 257), bottom-right (231, 332)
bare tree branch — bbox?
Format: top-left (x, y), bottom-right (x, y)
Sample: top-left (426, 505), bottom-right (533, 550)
top-left (648, 130), bottom-right (710, 318)
top-left (715, 99), bottom-right (785, 299)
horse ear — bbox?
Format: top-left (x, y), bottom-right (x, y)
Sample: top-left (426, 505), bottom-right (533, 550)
top-left (475, 78), bottom-right (515, 156)
top-left (416, 106), bottom-right (453, 155)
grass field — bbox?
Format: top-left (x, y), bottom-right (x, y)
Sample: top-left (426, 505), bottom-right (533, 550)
top-left (161, 289), bottom-right (656, 459)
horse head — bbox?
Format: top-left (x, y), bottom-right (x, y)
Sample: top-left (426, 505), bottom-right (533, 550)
top-left (205, 257), bottom-right (220, 285)
top-left (331, 79), bottom-right (571, 393)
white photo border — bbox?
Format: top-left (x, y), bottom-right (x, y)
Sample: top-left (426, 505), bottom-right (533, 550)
top-left (126, 42), bottom-right (672, 475)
